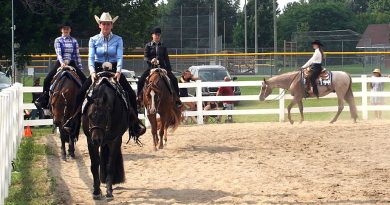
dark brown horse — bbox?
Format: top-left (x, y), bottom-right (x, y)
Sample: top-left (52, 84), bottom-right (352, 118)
top-left (49, 66), bottom-right (81, 160)
top-left (143, 68), bottom-right (181, 151)
top-left (83, 72), bottom-right (139, 200)
top-left (259, 70), bottom-right (358, 124)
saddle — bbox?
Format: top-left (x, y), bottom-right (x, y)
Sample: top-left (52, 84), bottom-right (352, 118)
top-left (82, 72), bottom-right (129, 114)
top-left (50, 66), bottom-right (82, 91)
top-left (146, 68), bottom-right (173, 94)
top-left (302, 67), bottom-right (332, 86)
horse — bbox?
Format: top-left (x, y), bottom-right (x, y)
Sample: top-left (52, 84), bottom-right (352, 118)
top-left (49, 66), bottom-right (81, 160)
top-left (259, 70), bottom-right (358, 124)
top-left (82, 71), bottom-right (138, 200)
top-left (143, 68), bottom-right (181, 151)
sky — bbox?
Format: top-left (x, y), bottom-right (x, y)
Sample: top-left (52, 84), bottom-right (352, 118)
top-left (239, 0), bottom-right (300, 12)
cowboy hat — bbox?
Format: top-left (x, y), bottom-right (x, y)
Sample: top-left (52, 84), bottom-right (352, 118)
top-left (94, 12), bottom-right (119, 24)
top-left (311, 40), bottom-right (324, 47)
top-left (373, 68), bottom-right (381, 74)
top-left (151, 27), bottom-right (162, 34)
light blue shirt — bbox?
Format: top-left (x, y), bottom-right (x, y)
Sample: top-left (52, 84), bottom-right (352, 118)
top-left (88, 32), bottom-right (123, 73)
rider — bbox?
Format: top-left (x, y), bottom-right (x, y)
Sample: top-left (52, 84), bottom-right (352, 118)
top-left (64, 12), bottom-right (146, 137)
top-left (137, 27), bottom-right (182, 107)
top-left (34, 22), bottom-right (86, 109)
top-left (301, 40), bottom-right (325, 98)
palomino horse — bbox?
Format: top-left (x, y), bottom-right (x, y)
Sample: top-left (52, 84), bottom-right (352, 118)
top-left (259, 70), bottom-right (358, 124)
top-left (143, 68), bottom-right (181, 151)
top-left (82, 71), bottom-right (138, 200)
top-left (49, 66), bottom-right (81, 160)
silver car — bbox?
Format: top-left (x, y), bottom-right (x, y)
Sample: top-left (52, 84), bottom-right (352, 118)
top-left (0, 72), bottom-right (11, 91)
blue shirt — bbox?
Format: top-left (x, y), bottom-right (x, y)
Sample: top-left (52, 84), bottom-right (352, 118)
top-left (88, 32), bottom-right (123, 73)
top-left (54, 35), bottom-right (83, 69)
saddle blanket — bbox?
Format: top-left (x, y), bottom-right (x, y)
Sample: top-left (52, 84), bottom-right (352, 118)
top-left (301, 69), bottom-right (332, 86)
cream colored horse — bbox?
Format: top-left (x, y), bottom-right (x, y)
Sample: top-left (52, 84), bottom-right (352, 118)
top-left (259, 71), bottom-right (358, 124)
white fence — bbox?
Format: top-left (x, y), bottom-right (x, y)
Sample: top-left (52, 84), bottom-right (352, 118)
top-left (0, 83), bottom-right (23, 204)
top-left (21, 75), bottom-right (390, 127)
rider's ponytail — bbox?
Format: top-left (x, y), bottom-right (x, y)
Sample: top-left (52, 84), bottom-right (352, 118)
top-left (319, 47), bottom-right (325, 60)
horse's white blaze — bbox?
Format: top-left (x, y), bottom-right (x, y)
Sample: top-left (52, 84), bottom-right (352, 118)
top-left (150, 90), bottom-right (156, 114)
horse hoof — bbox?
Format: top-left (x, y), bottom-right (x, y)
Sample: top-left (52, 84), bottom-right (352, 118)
top-left (61, 155), bottom-right (67, 161)
top-left (158, 146), bottom-right (163, 149)
top-left (92, 193), bottom-right (102, 200)
top-left (289, 120), bottom-right (294, 125)
top-left (106, 193), bottom-right (113, 201)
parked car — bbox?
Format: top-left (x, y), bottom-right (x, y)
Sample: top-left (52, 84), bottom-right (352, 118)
top-left (188, 65), bottom-right (241, 99)
top-left (0, 72), bottom-right (11, 91)
top-left (121, 69), bottom-right (138, 85)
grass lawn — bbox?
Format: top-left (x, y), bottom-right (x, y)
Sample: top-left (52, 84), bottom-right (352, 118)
top-left (5, 127), bottom-right (58, 205)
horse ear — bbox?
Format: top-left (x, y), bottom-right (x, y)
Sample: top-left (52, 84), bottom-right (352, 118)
top-left (263, 78), bottom-right (267, 84)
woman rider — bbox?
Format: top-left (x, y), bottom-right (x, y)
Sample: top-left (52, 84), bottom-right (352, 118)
top-left (137, 27), bottom-right (182, 107)
top-left (64, 12), bottom-right (145, 137)
top-left (301, 40), bottom-right (325, 98)
top-left (34, 22), bottom-right (86, 109)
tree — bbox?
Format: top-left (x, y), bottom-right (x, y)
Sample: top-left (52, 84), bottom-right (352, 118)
top-left (232, 0), bottom-right (278, 50)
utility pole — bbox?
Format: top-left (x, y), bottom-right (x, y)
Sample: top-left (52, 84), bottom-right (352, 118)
top-left (223, 20), bottom-right (226, 50)
top-left (254, 0), bottom-right (258, 53)
top-left (273, 0), bottom-right (277, 52)
top-left (214, 0), bottom-right (218, 53)
top-left (244, 0), bottom-right (247, 53)
top-left (11, 0), bottom-right (15, 83)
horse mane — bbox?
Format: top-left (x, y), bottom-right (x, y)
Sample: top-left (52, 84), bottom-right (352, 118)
top-left (267, 70), bottom-right (300, 89)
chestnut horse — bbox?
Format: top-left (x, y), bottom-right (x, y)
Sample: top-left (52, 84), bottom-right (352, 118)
top-left (259, 70), bottom-right (358, 124)
top-left (49, 66), bottom-right (81, 160)
top-left (143, 68), bottom-right (181, 150)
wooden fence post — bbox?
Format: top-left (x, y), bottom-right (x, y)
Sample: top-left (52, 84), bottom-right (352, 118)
top-left (361, 75), bottom-right (368, 120)
top-left (196, 80), bottom-right (204, 125)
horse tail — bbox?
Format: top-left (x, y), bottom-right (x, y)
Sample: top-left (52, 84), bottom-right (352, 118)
top-left (99, 142), bottom-right (125, 184)
top-left (168, 106), bottom-right (182, 132)
top-left (345, 75), bottom-right (358, 120)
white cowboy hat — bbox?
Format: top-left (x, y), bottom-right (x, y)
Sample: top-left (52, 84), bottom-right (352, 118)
top-left (94, 12), bottom-right (119, 24)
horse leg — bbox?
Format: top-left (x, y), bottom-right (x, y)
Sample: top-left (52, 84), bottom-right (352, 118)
top-left (330, 96), bottom-right (344, 124)
top-left (163, 127), bottom-right (168, 146)
top-left (60, 134), bottom-right (67, 161)
top-left (87, 142), bottom-right (102, 200)
top-left (148, 114), bottom-right (158, 151)
top-left (158, 120), bottom-right (165, 149)
top-left (68, 137), bottom-right (75, 159)
top-left (298, 100), bottom-right (304, 124)
top-left (105, 160), bottom-right (114, 201)
top-left (287, 100), bottom-right (297, 125)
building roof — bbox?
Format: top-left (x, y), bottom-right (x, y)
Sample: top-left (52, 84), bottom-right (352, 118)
top-left (357, 24), bottom-right (390, 49)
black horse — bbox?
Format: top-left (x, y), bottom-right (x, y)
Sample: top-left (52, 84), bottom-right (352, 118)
top-left (82, 72), bottom-right (139, 200)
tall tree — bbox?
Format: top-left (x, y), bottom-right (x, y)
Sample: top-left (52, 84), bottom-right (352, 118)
top-left (233, 0), bottom-right (278, 50)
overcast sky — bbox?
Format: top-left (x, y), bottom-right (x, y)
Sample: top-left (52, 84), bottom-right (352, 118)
top-left (239, 0), bottom-right (300, 12)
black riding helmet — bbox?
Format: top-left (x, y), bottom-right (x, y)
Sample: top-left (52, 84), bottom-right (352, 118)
top-left (59, 21), bottom-right (71, 30)
top-left (311, 40), bottom-right (323, 47)
top-left (151, 27), bottom-right (162, 34)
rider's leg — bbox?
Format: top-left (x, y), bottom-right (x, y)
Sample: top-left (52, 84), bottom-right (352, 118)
top-left (119, 74), bottom-right (146, 137)
top-left (310, 64), bottom-right (322, 98)
top-left (75, 68), bottom-right (87, 83)
top-left (167, 71), bottom-right (182, 106)
top-left (137, 70), bottom-right (150, 97)
top-left (35, 61), bottom-right (61, 109)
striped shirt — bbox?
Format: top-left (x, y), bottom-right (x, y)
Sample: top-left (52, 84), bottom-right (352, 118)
top-left (54, 35), bottom-right (83, 69)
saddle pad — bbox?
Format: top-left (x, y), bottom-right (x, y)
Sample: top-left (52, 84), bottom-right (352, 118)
top-left (301, 70), bottom-right (332, 86)
top-left (50, 70), bottom-right (82, 91)
top-left (82, 77), bottom-right (129, 114)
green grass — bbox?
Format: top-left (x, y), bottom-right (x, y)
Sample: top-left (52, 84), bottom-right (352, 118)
top-left (5, 128), bottom-right (58, 205)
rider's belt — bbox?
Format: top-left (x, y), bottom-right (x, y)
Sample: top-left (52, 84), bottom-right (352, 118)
top-left (94, 62), bottom-right (118, 73)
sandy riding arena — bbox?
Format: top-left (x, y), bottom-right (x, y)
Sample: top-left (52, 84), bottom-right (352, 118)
top-left (44, 121), bottom-right (390, 204)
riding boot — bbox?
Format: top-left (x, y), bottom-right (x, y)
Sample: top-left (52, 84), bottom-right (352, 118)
top-left (63, 109), bottom-right (81, 134)
top-left (34, 91), bottom-right (50, 109)
top-left (129, 102), bottom-right (146, 138)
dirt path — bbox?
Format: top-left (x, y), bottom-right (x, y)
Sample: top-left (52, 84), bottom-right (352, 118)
top-left (44, 121), bottom-right (390, 205)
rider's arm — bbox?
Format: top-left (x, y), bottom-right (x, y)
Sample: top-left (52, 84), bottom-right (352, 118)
top-left (164, 47), bottom-right (172, 70)
top-left (54, 38), bottom-right (64, 64)
top-left (301, 49), bottom-right (322, 69)
top-left (74, 39), bottom-right (83, 69)
top-left (88, 37), bottom-right (96, 74)
top-left (116, 36), bottom-right (124, 73)
top-left (144, 44), bottom-right (152, 68)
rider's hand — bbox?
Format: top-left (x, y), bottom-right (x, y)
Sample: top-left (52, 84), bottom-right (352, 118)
top-left (115, 72), bottom-right (121, 81)
top-left (91, 72), bottom-right (97, 82)
top-left (60, 63), bottom-right (66, 67)
top-left (151, 58), bottom-right (159, 65)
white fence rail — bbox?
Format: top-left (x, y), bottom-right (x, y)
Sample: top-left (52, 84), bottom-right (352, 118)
top-left (21, 75), bottom-right (390, 126)
top-left (0, 83), bottom-right (23, 204)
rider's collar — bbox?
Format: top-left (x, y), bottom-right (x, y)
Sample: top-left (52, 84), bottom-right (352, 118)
top-left (100, 32), bottom-right (113, 40)
top-left (151, 41), bottom-right (161, 46)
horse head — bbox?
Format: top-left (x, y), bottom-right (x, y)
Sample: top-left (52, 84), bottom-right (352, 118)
top-left (50, 91), bottom-right (67, 126)
top-left (259, 78), bottom-right (272, 101)
top-left (87, 82), bottom-right (115, 145)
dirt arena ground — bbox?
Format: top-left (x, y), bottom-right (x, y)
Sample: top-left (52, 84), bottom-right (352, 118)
top-left (44, 121), bottom-right (390, 205)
